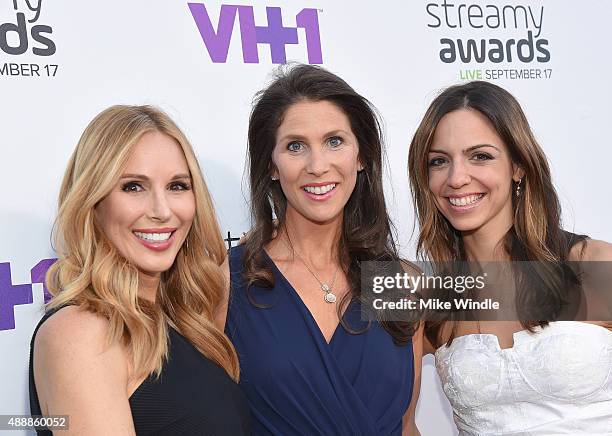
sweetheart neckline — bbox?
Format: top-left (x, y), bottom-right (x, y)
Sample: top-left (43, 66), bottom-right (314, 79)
top-left (434, 321), bottom-right (612, 355)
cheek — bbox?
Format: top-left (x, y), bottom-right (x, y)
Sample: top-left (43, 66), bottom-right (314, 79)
top-left (428, 170), bottom-right (445, 193)
top-left (338, 149), bottom-right (361, 176)
top-left (96, 195), bottom-right (138, 236)
top-left (175, 194), bottom-right (196, 224)
top-left (276, 158), bottom-right (302, 183)
top-left (479, 167), bottom-right (512, 192)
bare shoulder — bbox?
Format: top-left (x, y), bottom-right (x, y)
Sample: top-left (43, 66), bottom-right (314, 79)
top-left (33, 305), bottom-right (134, 434)
top-left (569, 238), bottom-right (612, 262)
top-left (34, 305), bottom-right (128, 376)
top-left (35, 305), bottom-right (114, 357)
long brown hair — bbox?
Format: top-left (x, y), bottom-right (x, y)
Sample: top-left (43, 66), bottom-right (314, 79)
top-left (243, 64), bottom-right (413, 344)
top-left (408, 81), bottom-right (584, 347)
top-left (47, 105), bottom-right (240, 380)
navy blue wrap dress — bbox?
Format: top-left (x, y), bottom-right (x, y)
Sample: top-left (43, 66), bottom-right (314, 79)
top-left (225, 245), bottom-right (414, 435)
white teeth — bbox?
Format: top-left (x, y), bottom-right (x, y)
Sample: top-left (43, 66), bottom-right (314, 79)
top-left (134, 231), bottom-right (172, 242)
top-left (449, 194), bottom-right (484, 206)
top-left (303, 183), bottom-right (336, 195)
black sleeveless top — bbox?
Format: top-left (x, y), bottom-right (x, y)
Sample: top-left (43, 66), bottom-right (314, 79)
top-left (29, 308), bottom-right (251, 435)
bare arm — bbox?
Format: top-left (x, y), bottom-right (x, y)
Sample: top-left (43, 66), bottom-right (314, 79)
top-left (570, 238), bottom-right (612, 327)
top-left (402, 321), bottom-right (424, 436)
top-left (33, 306), bottom-right (136, 435)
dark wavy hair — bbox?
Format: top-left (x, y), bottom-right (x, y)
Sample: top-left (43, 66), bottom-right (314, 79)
top-left (242, 64), bottom-right (413, 345)
top-left (408, 81), bottom-right (586, 347)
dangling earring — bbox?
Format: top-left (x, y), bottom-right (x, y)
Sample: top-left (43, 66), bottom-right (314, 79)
top-left (515, 178), bottom-right (523, 197)
top-left (185, 237), bottom-right (190, 250)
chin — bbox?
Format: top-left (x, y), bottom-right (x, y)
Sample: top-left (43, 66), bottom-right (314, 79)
top-left (304, 211), bottom-right (344, 225)
top-left (137, 259), bottom-right (176, 276)
top-left (442, 214), bottom-right (485, 233)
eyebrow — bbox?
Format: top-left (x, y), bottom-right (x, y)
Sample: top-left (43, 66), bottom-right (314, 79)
top-left (428, 144), bottom-right (500, 154)
top-left (277, 129), bottom-right (351, 144)
top-left (120, 173), bottom-right (191, 181)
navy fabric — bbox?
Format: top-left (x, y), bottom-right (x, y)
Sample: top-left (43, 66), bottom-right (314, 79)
top-left (226, 244), bottom-right (414, 435)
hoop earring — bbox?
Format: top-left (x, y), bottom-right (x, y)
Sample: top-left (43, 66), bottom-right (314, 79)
top-left (515, 178), bottom-right (523, 197)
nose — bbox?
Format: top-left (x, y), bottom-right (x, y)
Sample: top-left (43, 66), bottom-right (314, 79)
top-left (305, 147), bottom-right (330, 176)
top-left (447, 160), bottom-right (471, 189)
top-left (148, 188), bottom-right (171, 222)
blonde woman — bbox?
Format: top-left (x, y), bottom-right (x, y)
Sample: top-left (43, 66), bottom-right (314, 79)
top-left (29, 106), bottom-right (250, 435)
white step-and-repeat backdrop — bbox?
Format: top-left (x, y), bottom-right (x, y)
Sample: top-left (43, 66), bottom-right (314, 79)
top-left (1, 1), bottom-right (610, 434)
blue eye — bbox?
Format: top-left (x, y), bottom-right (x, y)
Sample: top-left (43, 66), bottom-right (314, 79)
top-left (121, 181), bottom-right (143, 192)
top-left (328, 136), bottom-right (343, 147)
top-left (287, 141), bottom-right (303, 152)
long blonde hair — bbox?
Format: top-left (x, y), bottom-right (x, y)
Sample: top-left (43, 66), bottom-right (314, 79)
top-left (46, 105), bottom-right (239, 381)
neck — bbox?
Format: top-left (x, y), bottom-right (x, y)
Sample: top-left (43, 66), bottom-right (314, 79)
top-left (138, 271), bottom-right (160, 303)
top-left (278, 208), bottom-right (343, 268)
top-left (461, 198), bottom-right (515, 261)
top-left (462, 221), bottom-right (513, 261)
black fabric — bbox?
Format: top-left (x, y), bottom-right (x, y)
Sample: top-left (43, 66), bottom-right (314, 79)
top-left (29, 307), bottom-right (251, 435)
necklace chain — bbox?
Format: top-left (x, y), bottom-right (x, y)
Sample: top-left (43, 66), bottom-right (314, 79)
top-left (281, 237), bottom-right (338, 304)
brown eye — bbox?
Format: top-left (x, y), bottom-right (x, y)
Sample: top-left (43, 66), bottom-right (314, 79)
top-left (121, 181), bottom-right (143, 192)
top-left (428, 157), bottom-right (446, 167)
top-left (169, 182), bottom-right (191, 191)
top-left (472, 152), bottom-right (493, 161)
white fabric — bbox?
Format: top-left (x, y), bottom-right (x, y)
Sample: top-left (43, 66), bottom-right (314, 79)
top-left (435, 322), bottom-right (612, 435)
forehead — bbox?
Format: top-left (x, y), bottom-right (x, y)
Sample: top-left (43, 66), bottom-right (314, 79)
top-left (431, 109), bottom-right (504, 151)
top-left (125, 131), bottom-right (188, 172)
top-left (276, 100), bottom-right (352, 138)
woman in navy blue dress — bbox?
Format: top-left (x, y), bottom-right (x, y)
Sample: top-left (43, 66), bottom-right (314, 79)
top-left (218, 65), bottom-right (419, 435)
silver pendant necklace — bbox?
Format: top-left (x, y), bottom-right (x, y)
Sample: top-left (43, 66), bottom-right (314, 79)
top-left (282, 238), bottom-right (338, 303)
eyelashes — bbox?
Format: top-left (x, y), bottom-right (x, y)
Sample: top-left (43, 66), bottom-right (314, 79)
top-left (428, 153), bottom-right (495, 167)
top-left (121, 181), bottom-right (143, 192)
top-left (471, 152), bottom-right (493, 161)
top-left (120, 181), bottom-right (192, 193)
top-left (285, 136), bottom-right (345, 152)
top-left (287, 141), bottom-right (303, 152)
top-left (327, 136), bottom-right (343, 147)
top-left (428, 157), bottom-right (446, 167)
top-left (168, 181), bottom-right (191, 191)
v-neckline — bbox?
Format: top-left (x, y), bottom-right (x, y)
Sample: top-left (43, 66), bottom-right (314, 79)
top-left (262, 248), bottom-right (349, 346)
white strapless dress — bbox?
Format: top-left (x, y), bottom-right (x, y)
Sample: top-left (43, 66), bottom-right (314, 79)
top-left (435, 322), bottom-right (612, 435)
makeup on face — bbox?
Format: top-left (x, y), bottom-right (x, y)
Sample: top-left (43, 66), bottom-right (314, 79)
top-left (427, 109), bottom-right (517, 235)
top-left (272, 100), bottom-right (361, 225)
top-left (95, 131), bottom-right (195, 278)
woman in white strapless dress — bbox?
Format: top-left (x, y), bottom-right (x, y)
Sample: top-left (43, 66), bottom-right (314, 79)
top-left (407, 81), bottom-right (612, 435)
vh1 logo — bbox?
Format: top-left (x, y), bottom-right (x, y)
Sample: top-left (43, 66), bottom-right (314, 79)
top-left (188, 3), bottom-right (323, 64)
